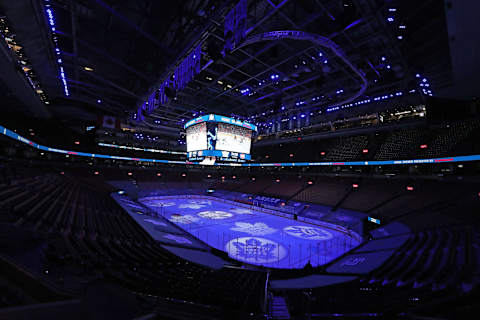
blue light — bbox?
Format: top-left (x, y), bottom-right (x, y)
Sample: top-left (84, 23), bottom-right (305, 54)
top-left (300, 114), bottom-right (306, 118)
top-left (397, 35), bottom-right (403, 40)
top-left (387, 17), bottom-right (394, 22)
top-left (240, 87), bottom-right (250, 95)
top-left (44, 1), bottom-right (69, 96)
top-left (381, 56), bottom-right (386, 61)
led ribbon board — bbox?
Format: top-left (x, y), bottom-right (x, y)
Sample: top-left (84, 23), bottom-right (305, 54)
top-left (2, 124), bottom-right (480, 166)
top-left (184, 114), bottom-right (257, 131)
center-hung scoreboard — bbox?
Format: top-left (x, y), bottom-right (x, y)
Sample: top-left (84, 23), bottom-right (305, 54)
top-left (184, 114), bottom-right (257, 164)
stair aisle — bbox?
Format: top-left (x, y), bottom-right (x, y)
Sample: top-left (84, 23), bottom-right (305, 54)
top-left (271, 295), bottom-right (290, 320)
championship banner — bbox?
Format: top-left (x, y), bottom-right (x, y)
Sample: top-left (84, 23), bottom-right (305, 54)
top-left (194, 44), bottom-right (201, 74)
top-left (224, 0), bottom-right (247, 54)
top-left (147, 92), bottom-right (156, 113)
top-left (159, 81), bottom-right (168, 105)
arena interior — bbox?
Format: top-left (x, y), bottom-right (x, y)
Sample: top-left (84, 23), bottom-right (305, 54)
top-left (0, 0), bottom-right (479, 319)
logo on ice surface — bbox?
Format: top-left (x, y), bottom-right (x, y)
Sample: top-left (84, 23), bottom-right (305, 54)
top-left (230, 222), bottom-right (277, 236)
top-left (179, 199), bottom-right (211, 209)
top-left (226, 237), bottom-right (286, 264)
top-left (283, 225), bottom-right (333, 240)
top-left (143, 201), bottom-right (176, 207)
top-left (197, 210), bottom-right (233, 219)
top-left (230, 208), bottom-right (253, 215)
top-left (195, 200), bottom-right (212, 205)
top-left (179, 203), bottom-right (206, 209)
top-left (169, 214), bottom-right (199, 224)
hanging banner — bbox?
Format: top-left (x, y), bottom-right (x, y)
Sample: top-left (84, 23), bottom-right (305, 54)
top-left (235, 0), bottom-right (247, 45)
top-left (224, 8), bottom-right (235, 54)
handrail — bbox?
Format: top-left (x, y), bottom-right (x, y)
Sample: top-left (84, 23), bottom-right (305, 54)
top-left (264, 271), bottom-right (270, 318)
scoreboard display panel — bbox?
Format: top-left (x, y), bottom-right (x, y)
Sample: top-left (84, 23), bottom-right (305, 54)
top-left (186, 122), bottom-right (207, 152)
top-left (216, 123), bottom-right (252, 154)
top-left (184, 114), bottom-right (256, 163)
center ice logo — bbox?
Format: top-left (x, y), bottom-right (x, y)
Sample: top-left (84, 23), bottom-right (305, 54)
top-left (179, 199), bottom-right (211, 209)
top-left (197, 210), bottom-right (233, 219)
top-left (225, 237), bottom-right (286, 264)
top-left (283, 225), bottom-right (333, 240)
top-left (179, 203), bottom-right (206, 209)
top-left (230, 222), bottom-right (276, 236)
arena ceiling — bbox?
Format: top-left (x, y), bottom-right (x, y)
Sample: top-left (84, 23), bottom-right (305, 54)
top-left (0, 0), bottom-right (453, 130)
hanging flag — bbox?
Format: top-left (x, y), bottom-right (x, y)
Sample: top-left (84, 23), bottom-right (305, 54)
top-left (224, 8), bottom-right (235, 54)
top-left (148, 92), bottom-right (155, 113)
top-left (99, 115), bottom-right (121, 129)
top-left (235, 0), bottom-right (247, 45)
top-left (194, 44), bottom-right (202, 74)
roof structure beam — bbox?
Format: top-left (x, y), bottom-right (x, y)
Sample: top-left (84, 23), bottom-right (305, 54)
top-left (90, 0), bottom-right (174, 56)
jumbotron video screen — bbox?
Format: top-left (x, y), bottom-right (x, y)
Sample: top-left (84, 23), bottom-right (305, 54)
top-left (184, 114), bottom-right (257, 162)
top-left (186, 122), bottom-right (207, 152)
top-left (215, 123), bottom-right (252, 154)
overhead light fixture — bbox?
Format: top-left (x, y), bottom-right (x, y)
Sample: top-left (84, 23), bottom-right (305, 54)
top-left (84, 66), bottom-right (94, 71)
